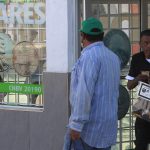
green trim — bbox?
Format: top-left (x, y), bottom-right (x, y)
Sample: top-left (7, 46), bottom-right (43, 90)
top-left (8, 0), bottom-right (32, 2)
top-left (0, 0), bottom-right (5, 3)
top-left (0, 83), bottom-right (43, 94)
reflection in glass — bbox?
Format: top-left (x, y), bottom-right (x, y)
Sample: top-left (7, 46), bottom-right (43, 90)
top-left (120, 4), bottom-right (129, 14)
top-left (99, 4), bottom-right (108, 15)
top-left (121, 16), bottom-right (129, 28)
top-left (130, 15), bottom-right (139, 28)
top-left (91, 4), bottom-right (99, 17)
top-left (122, 29), bottom-right (129, 38)
top-left (92, 4), bottom-right (108, 18)
top-left (148, 4), bottom-right (150, 15)
top-left (148, 4), bottom-right (150, 28)
top-left (130, 4), bottom-right (139, 14)
top-left (100, 17), bottom-right (108, 29)
top-left (110, 4), bottom-right (118, 14)
top-left (0, 0), bottom-right (45, 110)
top-left (131, 43), bottom-right (140, 55)
top-left (110, 16), bottom-right (119, 28)
top-left (149, 16), bottom-right (150, 28)
top-left (131, 29), bottom-right (140, 42)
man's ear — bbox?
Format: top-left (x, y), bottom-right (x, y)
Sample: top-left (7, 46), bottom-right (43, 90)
top-left (82, 33), bottom-right (86, 40)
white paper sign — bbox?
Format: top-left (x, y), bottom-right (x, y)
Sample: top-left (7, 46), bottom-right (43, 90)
top-left (138, 82), bottom-right (150, 101)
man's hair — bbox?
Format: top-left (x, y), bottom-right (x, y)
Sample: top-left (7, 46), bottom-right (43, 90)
top-left (140, 29), bottom-right (150, 39)
top-left (82, 28), bottom-right (104, 42)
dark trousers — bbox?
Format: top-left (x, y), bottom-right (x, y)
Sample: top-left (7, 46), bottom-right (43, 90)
top-left (134, 117), bottom-right (150, 150)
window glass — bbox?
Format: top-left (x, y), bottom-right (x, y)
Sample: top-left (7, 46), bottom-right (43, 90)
top-left (110, 16), bottom-right (119, 28)
top-left (0, 0), bottom-right (46, 111)
top-left (100, 16), bottom-right (109, 29)
top-left (91, 4), bottom-right (108, 17)
top-left (110, 4), bottom-right (118, 14)
top-left (130, 15), bottom-right (140, 28)
top-left (130, 4), bottom-right (139, 14)
top-left (148, 4), bottom-right (150, 28)
top-left (120, 4), bottom-right (129, 14)
top-left (131, 29), bottom-right (140, 42)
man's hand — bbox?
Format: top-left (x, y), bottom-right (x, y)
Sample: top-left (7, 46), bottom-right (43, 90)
top-left (136, 74), bottom-right (149, 82)
top-left (127, 74), bottom-right (149, 90)
top-left (70, 129), bottom-right (81, 141)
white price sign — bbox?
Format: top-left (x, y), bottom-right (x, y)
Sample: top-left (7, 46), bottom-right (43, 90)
top-left (138, 82), bottom-right (150, 101)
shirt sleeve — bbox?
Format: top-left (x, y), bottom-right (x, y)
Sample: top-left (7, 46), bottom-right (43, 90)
top-left (69, 52), bottom-right (100, 132)
top-left (125, 75), bottom-right (135, 80)
top-left (127, 55), bottom-right (140, 78)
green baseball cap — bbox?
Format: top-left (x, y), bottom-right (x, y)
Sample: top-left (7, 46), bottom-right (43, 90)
top-left (80, 17), bottom-right (104, 35)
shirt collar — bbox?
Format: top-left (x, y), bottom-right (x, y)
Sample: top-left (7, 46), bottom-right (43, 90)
top-left (81, 41), bottom-right (103, 55)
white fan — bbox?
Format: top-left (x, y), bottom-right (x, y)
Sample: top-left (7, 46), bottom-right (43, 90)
top-left (13, 41), bottom-right (39, 76)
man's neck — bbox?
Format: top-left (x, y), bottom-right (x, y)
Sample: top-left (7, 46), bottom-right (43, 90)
top-left (144, 51), bottom-right (150, 59)
top-left (83, 41), bottom-right (95, 48)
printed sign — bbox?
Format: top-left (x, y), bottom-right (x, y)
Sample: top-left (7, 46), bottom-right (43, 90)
top-left (138, 82), bottom-right (150, 101)
top-left (0, 83), bottom-right (43, 94)
top-left (0, 3), bottom-right (45, 25)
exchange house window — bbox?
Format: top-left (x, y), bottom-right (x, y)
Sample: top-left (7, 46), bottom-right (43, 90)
top-left (0, 0), bottom-right (46, 111)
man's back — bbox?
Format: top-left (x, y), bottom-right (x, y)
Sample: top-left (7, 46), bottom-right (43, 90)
top-left (69, 41), bottom-right (120, 148)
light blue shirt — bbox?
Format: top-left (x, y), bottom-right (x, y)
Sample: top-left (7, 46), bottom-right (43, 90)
top-left (68, 42), bottom-right (120, 148)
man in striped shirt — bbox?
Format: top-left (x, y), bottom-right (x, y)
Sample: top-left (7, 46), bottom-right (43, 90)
top-left (63, 17), bottom-right (121, 150)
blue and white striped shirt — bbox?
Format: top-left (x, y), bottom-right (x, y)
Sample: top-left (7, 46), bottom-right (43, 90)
top-left (68, 42), bottom-right (120, 148)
